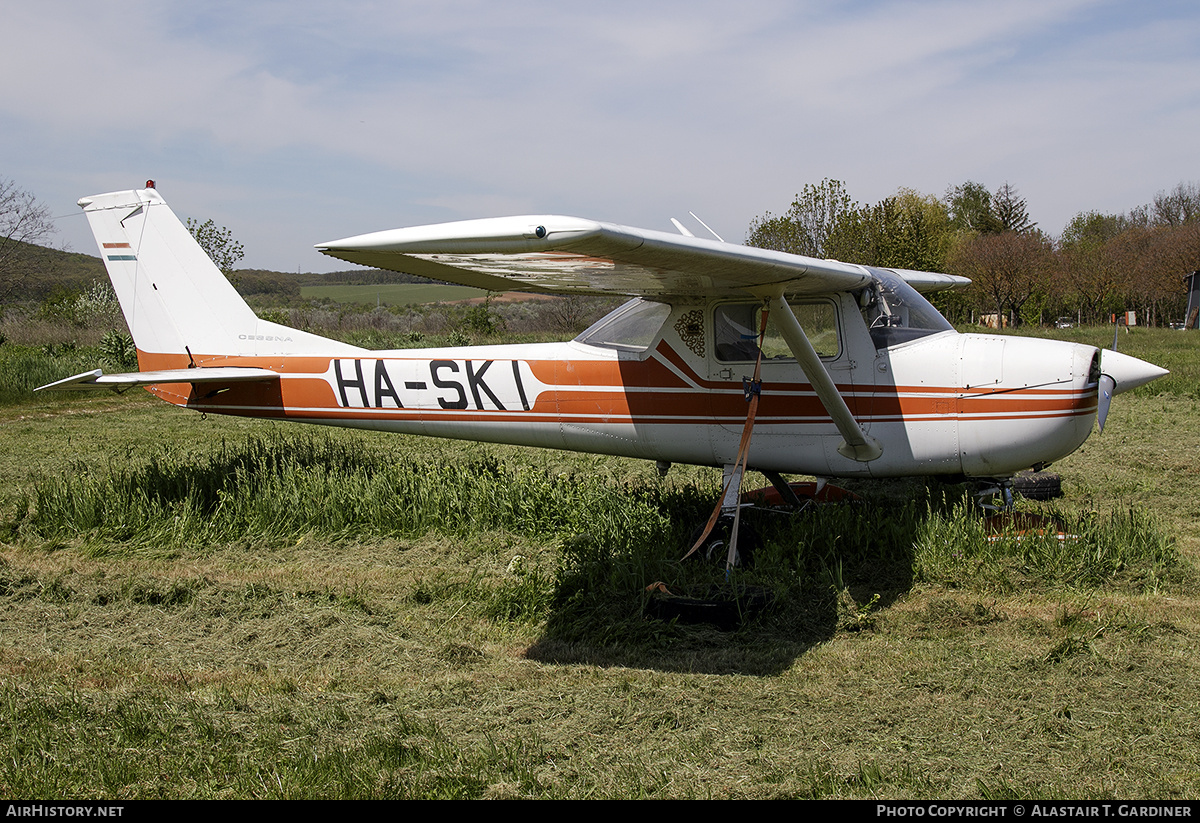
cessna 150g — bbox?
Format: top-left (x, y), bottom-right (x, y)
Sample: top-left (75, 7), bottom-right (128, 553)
top-left (41, 185), bottom-right (1167, 526)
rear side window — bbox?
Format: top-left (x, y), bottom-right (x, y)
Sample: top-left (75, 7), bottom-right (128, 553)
top-left (576, 298), bottom-right (670, 351)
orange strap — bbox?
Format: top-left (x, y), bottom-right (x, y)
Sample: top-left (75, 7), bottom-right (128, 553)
top-left (683, 303), bottom-right (770, 561)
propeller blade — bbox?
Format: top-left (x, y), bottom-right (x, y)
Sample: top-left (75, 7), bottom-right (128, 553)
top-left (1097, 374), bottom-right (1115, 433)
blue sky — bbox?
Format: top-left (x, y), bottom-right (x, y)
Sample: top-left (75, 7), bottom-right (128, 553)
top-left (3, 0), bottom-right (1198, 272)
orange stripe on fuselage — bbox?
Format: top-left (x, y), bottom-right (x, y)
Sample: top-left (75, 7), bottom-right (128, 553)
top-left (132, 346), bottom-right (1096, 427)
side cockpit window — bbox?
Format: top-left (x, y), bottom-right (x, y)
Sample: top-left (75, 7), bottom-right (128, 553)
top-left (714, 300), bottom-right (841, 362)
top-left (575, 298), bottom-right (670, 352)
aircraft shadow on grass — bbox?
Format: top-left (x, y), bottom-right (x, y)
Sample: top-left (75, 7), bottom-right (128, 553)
top-left (525, 479), bottom-right (934, 677)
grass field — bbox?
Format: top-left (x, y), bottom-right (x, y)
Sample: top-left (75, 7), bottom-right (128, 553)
top-left (300, 283), bottom-right (490, 306)
top-left (0, 328), bottom-right (1197, 799)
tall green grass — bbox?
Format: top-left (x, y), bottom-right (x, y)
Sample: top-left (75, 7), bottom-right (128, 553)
top-left (13, 433), bottom-right (696, 553)
top-left (0, 343), bottom-right (103, 405)
top-left (8, 432), bottom-right (1176, 650)
top-left (913, 500), bottom-right (1176, 593)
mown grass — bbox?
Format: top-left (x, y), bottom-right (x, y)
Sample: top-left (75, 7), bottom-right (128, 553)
top-left (0, 685), bottom-right (553, 799)
top-left (0, 326), bottom-right (1196, 798)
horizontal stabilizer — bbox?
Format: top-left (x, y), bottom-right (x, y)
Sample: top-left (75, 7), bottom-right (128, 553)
top-left (36, 367), bottom-right (281, 392)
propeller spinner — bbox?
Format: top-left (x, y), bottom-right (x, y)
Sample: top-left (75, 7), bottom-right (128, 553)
top-left (1097, 348), bottom-right (1169, 432)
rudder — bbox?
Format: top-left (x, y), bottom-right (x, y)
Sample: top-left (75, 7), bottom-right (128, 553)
top-left (78, 185), bottom-right (359, 363)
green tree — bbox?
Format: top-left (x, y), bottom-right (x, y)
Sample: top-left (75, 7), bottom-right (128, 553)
top-left (945, 181), bottom-right (1036, 235)
top-left (186, 217), bottom-right (244, 285)
top-left (882, 188), bottom-right (954, 270)
top-left (749, 182), bottom-right (955, 272)
top-left (747, 178), bottom-right (855, 258)
top-left (1060, 210), bottom-right (1130, 247)
top-left (820, 188), bottom-right (952, 272)
top-left (992, 183), bottom-right (1036, 233)
top-left (946, 181), bottom-right (1001, 235)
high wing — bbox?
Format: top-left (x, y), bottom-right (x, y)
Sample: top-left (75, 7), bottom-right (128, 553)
top-left (316, 216), bottom-right (970, 300)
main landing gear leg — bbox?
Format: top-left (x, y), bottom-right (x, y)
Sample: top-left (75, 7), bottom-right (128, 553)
top-left (685, 300), bottom-right (769, 570)
top-left (684, 462), bottom-right (749, 567)
top-left (720, 463), bottom-right (744, 515)
top-left (975, 478), bottom-right (1015, 512)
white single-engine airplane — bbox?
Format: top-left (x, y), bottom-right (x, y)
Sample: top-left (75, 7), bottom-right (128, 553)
top-left (42, 184), bottom-right (1167, 522)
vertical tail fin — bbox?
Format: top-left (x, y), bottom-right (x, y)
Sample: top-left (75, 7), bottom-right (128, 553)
top-left (78, 186), bottom-right (359, 362)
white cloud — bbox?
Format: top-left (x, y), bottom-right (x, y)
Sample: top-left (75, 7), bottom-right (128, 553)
top-left (3, 0), bottom-right (1198, 268)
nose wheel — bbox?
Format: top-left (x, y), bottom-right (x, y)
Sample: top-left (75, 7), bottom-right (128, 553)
top-left (976, 471), bottom-right (1065, 510)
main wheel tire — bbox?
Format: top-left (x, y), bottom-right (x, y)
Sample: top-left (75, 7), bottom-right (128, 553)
top-left (1012, 471), bottom-right (1063, 500)
top-left (685, 517), bottom-right (758, 567)
top-left (646, 584), bottom-right (775, 630)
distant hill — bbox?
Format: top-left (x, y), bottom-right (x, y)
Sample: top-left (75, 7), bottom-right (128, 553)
top-left (0, 240), bottom-right (108, 303)
top-left (237, 267), bottom-right (438, 300)
top-left (1, 242), bottom-right (438, 305)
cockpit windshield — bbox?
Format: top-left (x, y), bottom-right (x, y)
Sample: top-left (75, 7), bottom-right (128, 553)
top-left (859, 268), bottom-right (953, 349)
top-left (575, 298), bottom-right (671, 352)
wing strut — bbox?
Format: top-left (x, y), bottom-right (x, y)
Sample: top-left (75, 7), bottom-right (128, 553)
top-left (768, 295), bottom-right (882, 462)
